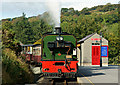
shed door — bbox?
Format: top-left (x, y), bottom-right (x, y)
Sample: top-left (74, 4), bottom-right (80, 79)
top-left (92, 46), bottom-right (100, 65)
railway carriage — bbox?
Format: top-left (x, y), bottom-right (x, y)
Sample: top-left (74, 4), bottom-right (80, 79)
top-left (21, 44), bottom-right (41, 65)
top-left (40, 27), bottom-right (78, 78)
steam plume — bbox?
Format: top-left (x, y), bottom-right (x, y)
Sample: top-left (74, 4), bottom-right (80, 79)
top-left (46, 0), bottom-right (61, 27)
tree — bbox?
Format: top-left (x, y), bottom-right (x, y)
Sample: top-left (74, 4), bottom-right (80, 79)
top-left (13, 13), bottom-right (34, 44)
top-left (2, 21), bottom-right (21, 56)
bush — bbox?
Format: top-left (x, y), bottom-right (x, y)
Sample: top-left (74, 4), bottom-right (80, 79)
top-left (2, 48), bottom-right (34, 84)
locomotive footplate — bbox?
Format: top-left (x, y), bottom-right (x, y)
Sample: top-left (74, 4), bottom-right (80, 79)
top-left (43, 72), bottom-right (76, 78)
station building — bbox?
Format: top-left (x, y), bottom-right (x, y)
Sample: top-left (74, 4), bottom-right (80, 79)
top-left (77, 33), bottom-right (108, 66)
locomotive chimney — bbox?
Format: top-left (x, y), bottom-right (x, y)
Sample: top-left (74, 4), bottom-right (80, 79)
top-left (55, 27), bottom-right (61, 34)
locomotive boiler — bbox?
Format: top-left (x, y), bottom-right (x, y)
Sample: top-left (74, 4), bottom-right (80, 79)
top-left (40, 27), bottom-right (78, 78)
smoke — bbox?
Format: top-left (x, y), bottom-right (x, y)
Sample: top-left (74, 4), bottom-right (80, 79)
top-left (45, 0), bottom-right (61, 27)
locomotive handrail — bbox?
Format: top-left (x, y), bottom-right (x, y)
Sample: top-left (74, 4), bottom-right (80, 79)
top-left (65, 46), bottom-right (71, 55)
top-left (65, 58), bottom-right (71, 71)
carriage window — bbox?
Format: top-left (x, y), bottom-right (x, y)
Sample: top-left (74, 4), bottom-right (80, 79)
top-left (33, 48), bottom-right (41, 56)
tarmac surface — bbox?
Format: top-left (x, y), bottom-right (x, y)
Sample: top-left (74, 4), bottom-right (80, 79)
top-left (77, 65), bottom-right (119, 85)
top-left (29, 65), bottom-right (120, 85)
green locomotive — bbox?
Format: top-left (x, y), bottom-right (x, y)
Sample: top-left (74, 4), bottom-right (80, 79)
top-left (40, 27), bottom-right (78, 78)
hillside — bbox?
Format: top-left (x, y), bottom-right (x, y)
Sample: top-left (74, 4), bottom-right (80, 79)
top-left (1, 3), bottom-right (120, 84)
top-left (61, 3), bottom-right (118, 37)
top-left (1, 3), bottom-right (120, 64)
top-left (60, 3), bottom-right (119, 64)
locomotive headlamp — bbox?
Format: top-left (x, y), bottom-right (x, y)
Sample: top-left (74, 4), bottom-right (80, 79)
top-left (60, 37), bottom-right (63, 40)
top-left (56, 37), bottom-right (60, 41)
top-left (56, 36), bottom-right (63, 41)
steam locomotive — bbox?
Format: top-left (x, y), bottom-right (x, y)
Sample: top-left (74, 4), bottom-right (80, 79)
top-left (40, 27), bottom-right (78, 78)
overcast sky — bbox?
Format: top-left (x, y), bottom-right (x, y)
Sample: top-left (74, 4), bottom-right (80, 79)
top-left (0, 0), bottom-right (119, 20)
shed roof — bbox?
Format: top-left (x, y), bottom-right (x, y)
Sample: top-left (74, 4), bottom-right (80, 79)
top-left (21, 44), bottom-right (34, 47)
top-left (77, 33), bottom-right (96, 43)
top-left (34, 39), bottom-right (42, 44)
top-left (21, 44), bottom-right (41, 47)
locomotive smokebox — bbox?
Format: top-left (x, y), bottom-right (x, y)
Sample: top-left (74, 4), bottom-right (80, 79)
top-left (55, 27), bottom-right (61, 34)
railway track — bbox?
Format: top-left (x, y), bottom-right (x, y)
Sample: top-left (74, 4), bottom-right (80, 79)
top-left (51, 79), bottom-right (68, 85)
top-left (37, 78), bottom-right (79, 85)
top-left (30, 66), bottom-right (79, 85)
top-left (37, 77), bottom-right (78, 85)
top-left (36, 72), bottom-right (78, 85)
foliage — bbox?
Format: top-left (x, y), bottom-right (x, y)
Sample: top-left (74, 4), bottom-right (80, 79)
top-left (1, 3), bottom-right (119, 84)
top-left (2, 21), bottom-right (21, 56)
top-left (2, 48), bottom-right (34, 84)
top-left (6, 13), bottom-right (53, 44)
top-left (61, 3), bottom-right (119, 64)
top-left (1, 3), bottom-right (119, 65)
